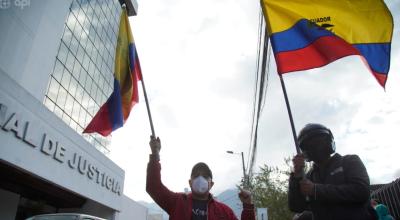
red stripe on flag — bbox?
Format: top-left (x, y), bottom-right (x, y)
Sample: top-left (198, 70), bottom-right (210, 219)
top-left (276, 36), bottom-right (360, 74)
top-left (83, 105), bottom-right (113, 136)
top-left (372, 72), bottom-right (387, 87)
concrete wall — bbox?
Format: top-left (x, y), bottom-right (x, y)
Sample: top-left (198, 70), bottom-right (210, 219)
top-left (148, 214), bottom-right (163, 220)
top-left (0, 188), bottom-right (19, 220)
top-left (115, 195), bottom-right (148, 220)
top-left (0, 71), bottom-right (124, 211)
top-left (0, 0), bottom-right (71, 101)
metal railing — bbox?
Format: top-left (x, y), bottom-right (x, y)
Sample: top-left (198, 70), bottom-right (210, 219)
top-left (371, 177), bottom-right (400, 219)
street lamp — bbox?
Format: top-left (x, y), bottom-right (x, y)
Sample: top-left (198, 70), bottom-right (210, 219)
top-left (226, 150), bottom-right (247, 187)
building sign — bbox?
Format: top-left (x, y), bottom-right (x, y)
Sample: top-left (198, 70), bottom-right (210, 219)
top-left (0, 102), bottom-right (122, 196)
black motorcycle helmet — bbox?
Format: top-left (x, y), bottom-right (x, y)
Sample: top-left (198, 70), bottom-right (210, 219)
top-left (298, 123), bottom-right (335, 162)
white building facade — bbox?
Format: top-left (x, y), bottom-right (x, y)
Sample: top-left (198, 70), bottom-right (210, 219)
top-left (0, 0), bottom-right (146, 219)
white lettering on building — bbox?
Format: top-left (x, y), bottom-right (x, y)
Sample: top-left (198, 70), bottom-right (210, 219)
top-left (0, 103), bottom-right (121, 196)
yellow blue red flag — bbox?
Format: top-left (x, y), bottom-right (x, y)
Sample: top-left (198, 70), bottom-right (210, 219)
top-left (84, 8), bottom-right (142, 136)
top-left (261, 0), bottom-right (393, 87)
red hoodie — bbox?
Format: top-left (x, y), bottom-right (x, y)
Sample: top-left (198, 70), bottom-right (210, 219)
top-left (146, 156), bottom-right (256, 220)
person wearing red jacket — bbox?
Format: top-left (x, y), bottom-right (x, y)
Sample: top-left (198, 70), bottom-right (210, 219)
top-left (146, 136), bottom-right (256, 220)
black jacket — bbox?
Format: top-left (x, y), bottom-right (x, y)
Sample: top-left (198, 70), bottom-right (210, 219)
top-left (288, 153), bottom-right (374, 220)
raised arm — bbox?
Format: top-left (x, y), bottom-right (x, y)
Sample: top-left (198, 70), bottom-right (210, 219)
top-left (288, 154), bottom-right (308, 212)
top-left (146, 136), bottom-right (180, 214)
top-left (239, 189), bottom-right (256, 220)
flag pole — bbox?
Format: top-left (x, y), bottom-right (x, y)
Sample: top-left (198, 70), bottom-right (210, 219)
top-left (122, 3), bottom-right (155, 137)
top-left (261, 9), bottom-right (300, 154)
top-left (278, 74), bottom-right (300, 154)
top-left (140, 76), bottom-right (156, 137)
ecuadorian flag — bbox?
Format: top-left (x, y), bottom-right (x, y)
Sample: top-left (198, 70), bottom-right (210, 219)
top-left (83, 8), bottom-right (142, 136)
top-left (261, 0), bottom-right (393, 87)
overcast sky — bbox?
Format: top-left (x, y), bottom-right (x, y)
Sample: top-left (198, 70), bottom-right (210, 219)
top-left (110, 0), bottom-right (400, 203)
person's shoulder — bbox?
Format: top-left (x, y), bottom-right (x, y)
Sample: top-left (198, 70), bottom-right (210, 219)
top-left (342, 154), bottom-right (363, 161)
top-left (341, 154), bottom-right (367, 166)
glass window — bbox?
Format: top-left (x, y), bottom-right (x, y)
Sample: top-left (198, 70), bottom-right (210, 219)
top-left (80, 31), bottom-right (89, 50)
top-left (79, 70), bottom-right (87, 88)
top-left (86, 60), bottom-right (93, 78)
top-left (84, 111), bottom-right (91, 125)
top-left (70, 0), bottom-right (79, 10)
top-left (47, 78), bottom-right (60, 102)
top-left (44, 97), bottom-right (55, 112)
top-left (69, 77), bottom-right (78, 97)
top-left (62, 112), bottom-right (71, 125)
top-left (65, 94), bottom-right (75, 115)
top-left (60, 69), bottom-right (71, 89)
top-left (95, 88), bottom-right (102, 105)
top-left (82, 91), bottom-right (90, 109)
top-left (58, 42), bottom-right (69, 64)
top-left (56, 87), bottom-right (68, 109)
top-left (72, 100), bottom-right (81, 122)
top-left (54, 105), bottom-right (63, 119)
top-left (78, 108), bottom-right (86, 125)
top-left (65, 19), bottom-right (76, 44)
top-left (87, 98), bottom-right (96, 115)
top-left (45, 0), bottom-right (120, 154)
top-left (82, 53), bottom-right (90, 70)
top-left (53, 60), bottom-right (64, 82)
top-left (65, 51), bottom-right (75, 73)
top-left (75, 85), bottom-right (84, 103)
top-left (76, 125), bottom-right (83, 134)
top-left (73, 22), bottom-right (84, 40)
top-left (90, 84), bottom-right (97, 101)
top-left (72, 58), bottom-right (82, 79)
top-left (76, 5), bottom-right (85, 21)
top-left (91, 60), bottom-right (98, 78)
top-left (79, 30), bottom-right (88, 46)
top-left (70, 120), bottom-right (78, 132)
top-left (70, 36), bottom-right (79, 55)
top-left (85, 79), bottom-right (93, 97)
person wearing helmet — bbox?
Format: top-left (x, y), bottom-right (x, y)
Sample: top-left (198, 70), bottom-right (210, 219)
top-left (288, 123), bottom-right (376, 220)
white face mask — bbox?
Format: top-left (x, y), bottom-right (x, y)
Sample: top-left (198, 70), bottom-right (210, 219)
top-left (191, 176), bottom-right (210, 194)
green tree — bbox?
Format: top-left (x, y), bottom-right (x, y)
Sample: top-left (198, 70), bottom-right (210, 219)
top-left (246, 158), bottom-right (294, 220)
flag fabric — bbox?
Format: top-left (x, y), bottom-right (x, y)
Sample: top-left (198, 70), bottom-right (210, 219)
top-left (83, 8), bottom-right (142, 136)
top-left (261, 0), bottom-right (393, 87)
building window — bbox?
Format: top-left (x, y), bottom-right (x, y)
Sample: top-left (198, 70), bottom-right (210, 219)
top-left (44, 0), bottom-right (122, 154)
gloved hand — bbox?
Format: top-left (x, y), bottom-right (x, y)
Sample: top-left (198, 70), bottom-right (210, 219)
top-left (292, 154), bottom-right (305, 178)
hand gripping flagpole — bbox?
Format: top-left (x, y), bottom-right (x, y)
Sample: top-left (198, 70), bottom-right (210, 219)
top-left (262, 2), bottom-right (308, 201)
top-left (263, 14), bottom-right (308, 200)
top-left (278, 63), bottom-right (310, 201)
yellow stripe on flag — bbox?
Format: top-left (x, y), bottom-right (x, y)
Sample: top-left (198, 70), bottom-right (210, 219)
top-left (261, 0), bottom-right (393, 44)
